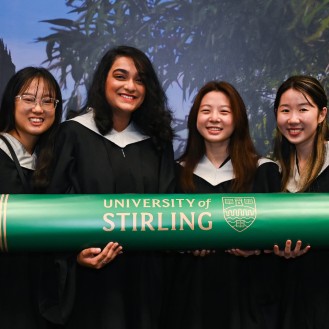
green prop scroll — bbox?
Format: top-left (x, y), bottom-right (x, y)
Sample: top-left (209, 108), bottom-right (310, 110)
top-left (1, 193), bottom-right (328, 252)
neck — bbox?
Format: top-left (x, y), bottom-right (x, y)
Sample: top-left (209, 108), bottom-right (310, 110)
top-left (112, 113), bottom-right (131, 132)
top-left (204, 141), bottom-right (229, 167)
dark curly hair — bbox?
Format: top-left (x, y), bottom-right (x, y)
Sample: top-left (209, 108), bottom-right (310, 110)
top-left (86, 45), bottom-right (173, 150)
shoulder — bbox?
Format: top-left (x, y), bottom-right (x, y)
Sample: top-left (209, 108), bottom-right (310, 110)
top-left (58, 120), bottom-right (99, 140)
top-left (0, 148), bottom-right (12, 163)
top-left (253, 157), bottom-right (281, 192)
top-left (256, 157), bottom-right (280, 177)
top-left (257, 157), bottom-right (278, 168)
top-left (60, 119), bottom-right (89, 132)
top-left (309, 164), bottom-right (329, 192)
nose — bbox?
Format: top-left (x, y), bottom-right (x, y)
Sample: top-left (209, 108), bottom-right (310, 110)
top-left (31, 101), bottom-right (44, 113)
top-left (124, 79), bottom-right (136, 91)
top-left (209, 110), bottom-right (220, 122)
top-left (287, 111), bottom-right (300, 124)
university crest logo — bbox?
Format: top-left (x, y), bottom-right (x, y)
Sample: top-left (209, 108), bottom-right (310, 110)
top-left (222, 197), bottom-right (256, 232)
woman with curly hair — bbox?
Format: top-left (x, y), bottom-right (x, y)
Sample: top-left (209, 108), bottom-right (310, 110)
top-left (45, 45), bottom-right (175, 329)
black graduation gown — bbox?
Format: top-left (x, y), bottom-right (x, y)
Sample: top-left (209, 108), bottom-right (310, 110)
top-left (0, 149), bottom-right (33, 193)
top-left (42, 119), bottom-right (175, 329)
top-left (161, 158), bottom-right (282, 329)
top-left (276, 159), bottom-right (329, 329)
top-left (0, 142), bottom-right (47, 329)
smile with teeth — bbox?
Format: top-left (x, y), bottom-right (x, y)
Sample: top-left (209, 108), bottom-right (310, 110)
top-left (288, 128), bottom-right (303, 134)
top-left (120, 94), bottom-right (136, 100)
top-left (29, 118), bottom-right (44, 123)
top-left (207, 127), bottom-right (223, 131)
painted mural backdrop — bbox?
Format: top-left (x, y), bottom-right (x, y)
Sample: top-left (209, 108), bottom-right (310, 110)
top-left (1, 0), bottom-right (328, 156)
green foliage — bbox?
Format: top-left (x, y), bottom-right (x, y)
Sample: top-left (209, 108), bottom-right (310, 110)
top-left (37, 0), bottom-right (329, 155)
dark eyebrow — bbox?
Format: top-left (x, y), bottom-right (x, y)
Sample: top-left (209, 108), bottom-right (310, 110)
top-left (200, 104), bottom-right (231, 109)
top-left (279, 102), bottom-right (313, 108)
top-left (112, 69), bottom-right (129, 74)
top-left (112, 69), bottom-right (142, 79)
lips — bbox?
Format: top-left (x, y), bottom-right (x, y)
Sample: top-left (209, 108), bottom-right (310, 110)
top-left (287, 127), bottom-right (303, 136)
top-left (29, 117), bottom-right (44, 124)
top-left (207, 126), bottom-right (223, 132)
top-left (119, 93), bottom-right (136, 100)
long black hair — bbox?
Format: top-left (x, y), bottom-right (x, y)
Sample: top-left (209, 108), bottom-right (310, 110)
top-left (0, 66), bottom-right (63, 190)
top-left (86, 45), bottom-right (173, 150)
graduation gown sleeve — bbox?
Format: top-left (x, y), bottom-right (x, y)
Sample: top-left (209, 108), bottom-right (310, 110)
top-left (0, 148), bottom-right (44, 329)
top-left (253, 159), bottom-right (281, 193)
top-left (0, 149), bottom-right (33, 193)
top-left (48, 121), bottom-right (175, 194)
top-left (42, 120), bottom-right (176, 327)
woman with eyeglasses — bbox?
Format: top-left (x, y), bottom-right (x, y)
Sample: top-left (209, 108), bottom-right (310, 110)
top-left (0, 66), bottom-right (62, 193)
top-left (0, 66), bottom-right (62, 328)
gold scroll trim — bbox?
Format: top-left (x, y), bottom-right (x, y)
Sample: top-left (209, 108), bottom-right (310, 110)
top-left (0, 194), bottom-right (9, 252)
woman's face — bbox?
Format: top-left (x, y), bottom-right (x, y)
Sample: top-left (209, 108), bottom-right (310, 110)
top-left (196, 91), bottom-right (235, 147)
top-left (11, 77), bottom-right (57, 150)
top-left (105, 56), bottom-right (146, 129)
top-left (276, 88), bottom-right (327, 152)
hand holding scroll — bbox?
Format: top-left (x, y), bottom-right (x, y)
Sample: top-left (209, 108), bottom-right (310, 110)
top-left (77, 242), bottom-right (123, 269)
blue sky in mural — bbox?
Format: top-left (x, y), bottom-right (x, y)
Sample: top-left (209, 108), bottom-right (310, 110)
top-left (0, 0), bottom-right (77, 69)
top-left (0, 0), bottom-right (190, 143)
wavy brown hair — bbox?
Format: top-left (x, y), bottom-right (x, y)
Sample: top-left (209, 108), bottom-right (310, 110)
top-left (179, 81), bottom-right (258, 192)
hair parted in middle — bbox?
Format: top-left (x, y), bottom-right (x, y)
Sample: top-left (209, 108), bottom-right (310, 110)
top-left (179, 80), bottom-right (259, 192)
top-left (273, 75), bottom-right (329, 191)
top-left (86, 45), bottom-right (173, 150)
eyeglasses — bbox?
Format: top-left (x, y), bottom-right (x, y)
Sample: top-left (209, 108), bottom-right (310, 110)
top-left (15, 94), bottom-right (59, 110)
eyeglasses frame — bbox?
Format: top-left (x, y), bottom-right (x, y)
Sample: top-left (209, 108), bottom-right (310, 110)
top-left (15, 94), bottom-right (59, 110)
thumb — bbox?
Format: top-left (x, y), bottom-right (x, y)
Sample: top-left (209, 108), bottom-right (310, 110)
top-left (83, 247), bottom-right (102, 257)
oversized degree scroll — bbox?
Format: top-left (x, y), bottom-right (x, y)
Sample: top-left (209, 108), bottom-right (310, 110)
top-left (1, 193), bottom-right (328, 252)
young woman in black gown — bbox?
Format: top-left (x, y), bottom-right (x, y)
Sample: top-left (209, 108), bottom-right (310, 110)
top-left (0, 67), bottom-right (62, 329)
top-left (162, 81), bottom-right (281, 329)
top-left (272, 75), bottom-right (329, 328)
top-left (44, 46), bottom-right (175, 329)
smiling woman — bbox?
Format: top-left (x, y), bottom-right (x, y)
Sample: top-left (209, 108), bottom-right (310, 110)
top-left (105, 56), bottom-right (146, 131)
top-left (11, 80), bottom-right (58, 154)
top-left (272, 75), bottom-right (329, 327)
top-left (0, 66), bottom-right (62, 192)
top-left (43, 45), bottom-right (175, 328)
top-left (162, 81), bottom-right (281, 329)
top-left (0, 66), bottom-right (62, 329)
top-left (196, 90), bottom-right (235, 153)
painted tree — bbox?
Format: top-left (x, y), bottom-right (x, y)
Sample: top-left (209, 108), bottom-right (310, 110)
top-left (37, 0), bottom-right (329, 155)
top-left (0, 39), bottom-right (15, 101)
